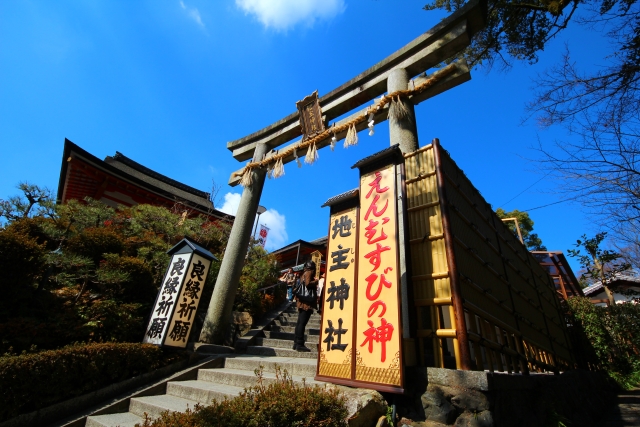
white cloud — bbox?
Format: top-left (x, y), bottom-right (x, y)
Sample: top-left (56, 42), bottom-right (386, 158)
top-left (218, 192), bottom-right (288, 251)
top-left (236, 0), bottom-right (345, 31)
top-left (180, 1), bottom-right (205, 28)
top-left (258, 209), bottom-right (287, 251)
top-left (219, 192), bottom-right (242, 215)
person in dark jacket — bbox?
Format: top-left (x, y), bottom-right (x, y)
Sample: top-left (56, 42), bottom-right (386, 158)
top-left (293, 260), bottom-right (318, 352)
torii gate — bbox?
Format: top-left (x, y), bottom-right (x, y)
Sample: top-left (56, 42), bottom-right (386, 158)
top-left (199, 0), bottom-right (486, 355)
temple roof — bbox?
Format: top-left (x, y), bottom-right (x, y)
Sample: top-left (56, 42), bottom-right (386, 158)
top-left (583, 274), bottom-right (640, 296)
top-left (271, 237), bottom-right (328, 271)
top-left (106, 151), bottom-right (211, 203)
top-left (57, 138), bottom-right (231, 222)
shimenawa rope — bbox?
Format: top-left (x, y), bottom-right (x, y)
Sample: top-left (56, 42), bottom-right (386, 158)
top-left (234, 63), bottom-right (457, 186)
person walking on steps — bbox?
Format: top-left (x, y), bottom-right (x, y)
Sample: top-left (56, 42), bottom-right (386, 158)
top-left (279, 267), bottom-right (296, 302)
top-left (293, 260), bottom-right (318, 352)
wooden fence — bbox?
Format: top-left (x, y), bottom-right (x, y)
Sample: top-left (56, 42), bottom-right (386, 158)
top-left (404, 139), bottom-right (573, 373)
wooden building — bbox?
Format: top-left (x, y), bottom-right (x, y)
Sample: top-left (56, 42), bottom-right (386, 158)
top-left (583, 274), bottom-right (640, 306)
top-left (532, 251), bottom-right (584, 301)
top-left (57, 138), bottom-right (231, 223)
top-left (271, 237), bottom-right (327, 272)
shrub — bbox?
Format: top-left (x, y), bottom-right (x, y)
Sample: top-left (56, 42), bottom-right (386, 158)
top-left (138, 367), bottom-right (348, 427)
top-left (260, 284), bottom-right (287, 314)
top-left (234, 245), bottom-right (280, 318)
top-left (98, 255), bottom-right (157, 303)
top-left (0, 342), bottom-right (185, 421)
top-left (4, 216), bottom-right (56, 249)
top-left (0, 229), bottom-right (45, 316)
top-left (76, 300), bottom-right (146, 342)
top-left (66, 227), bottom-right (124, 264)
top-left (568, 296), bottom-right (640, 387)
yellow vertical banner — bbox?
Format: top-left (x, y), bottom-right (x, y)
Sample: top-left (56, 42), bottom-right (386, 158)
top-left (317, 206), bottom-right (358, 381)
top-left (355, 164), bottom-right (403, 390)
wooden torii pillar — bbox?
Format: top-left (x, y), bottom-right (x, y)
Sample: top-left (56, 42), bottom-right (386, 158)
top-left (199, 0), bottom-right (486, 349)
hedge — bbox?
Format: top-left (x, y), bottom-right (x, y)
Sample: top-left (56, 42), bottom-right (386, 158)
top-left (0, 342), bottom-right (183, 422)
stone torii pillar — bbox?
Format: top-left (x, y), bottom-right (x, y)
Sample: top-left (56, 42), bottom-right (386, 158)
top-left (388, 68), bottom-right (473, 370)
top-left (388, 68), bottom-right (419, 153)
top-left (388, 68), bottom-right (419, 357)
top-left (199, 143), bottom-right (269, 344)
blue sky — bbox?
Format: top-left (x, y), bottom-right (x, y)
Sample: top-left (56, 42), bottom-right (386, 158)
top-left (0, 0), bottom-right (611, 270)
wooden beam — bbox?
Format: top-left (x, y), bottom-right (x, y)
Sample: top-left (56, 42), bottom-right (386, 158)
top-left (226, 0), bottom-right (485, 162)
top-left (228, 60), bottom-right (470, 186)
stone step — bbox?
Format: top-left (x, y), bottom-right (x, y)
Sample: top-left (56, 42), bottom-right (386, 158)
top-left (246, 346), bottom-right (318, 358)
top-left (274, 316), bottom-right (293, 325)
top-left (86, 412), bottom-right (144, 427)
top-left (281, 312), bottom-right (322, 320)
top-left (129, 394), bottom-right (199, 419)
top-left (166, 379), bottom-right (243, 404)
top-left (275, 316), bottom-right (320, 325)
top-left (255, 337), bottom-right (307, 349)
top-left (281, 314), bottom-right (321, 321)
top-left (285, 313), bottom-right (322, 320)
top-left (274, 318), bottom-right (321, 328)
top-left (283, 310), bottom-right (321, 316)
top-left (270, 325), bottom-right (320, 335)
top-left (223, 355), bottom-right (317, 377)
top-left (263, 330), bottom-right (325, 341)
top-left (263, 330), bottom-right (299, 340)
top-left (198, 367), bottom-right (322, 388)
top-left (83, 303), bottom-right (326, 427)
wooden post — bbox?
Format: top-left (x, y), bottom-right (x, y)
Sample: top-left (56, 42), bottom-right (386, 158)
top-left (432, 138), bottom-right (473, 371)
top-left (490, 213), bottom-right (530, 375)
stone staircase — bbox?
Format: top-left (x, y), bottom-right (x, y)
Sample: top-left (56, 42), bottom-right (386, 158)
top-left (85, 305), bottom-right (323, 427)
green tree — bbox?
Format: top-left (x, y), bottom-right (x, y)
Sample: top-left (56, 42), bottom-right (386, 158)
top-left (567, 232), bottom-right (631, 305)
top-left (424, 0), bottom-right (637, 71)
top-left (0, 183), bottom-right (55, 224)
top-left (567, 296), bottom-right (640, 383)
top-left (235, 243), bottom-right (281, 317)
top-left (496, 208), bottom-right (547, 250)
top-left (426, 0), bottom-right (640, 265)
top-left (0, 183), bottom-right (274, 352)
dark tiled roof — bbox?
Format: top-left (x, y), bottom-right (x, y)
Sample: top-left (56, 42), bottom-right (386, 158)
top-left (271, 238), bottom-right (327, 254)
top-left (583, 282), bottom-right (604, 296)
top-left (351, 144), bottom-right (403, 170)
top-left (321, 189), bottom-right (358, 207)
top-left (309, 236), bottom-right (328, 245)
top-left (110, 152), bottom-right (209, 199)
top-left (583, 274), bottom-right (640, 296)
top-left (167, 236), bottom-right (218, 261)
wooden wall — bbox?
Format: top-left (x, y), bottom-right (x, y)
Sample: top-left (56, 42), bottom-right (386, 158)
top-left (404, 140), bottom-right (573, 373)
